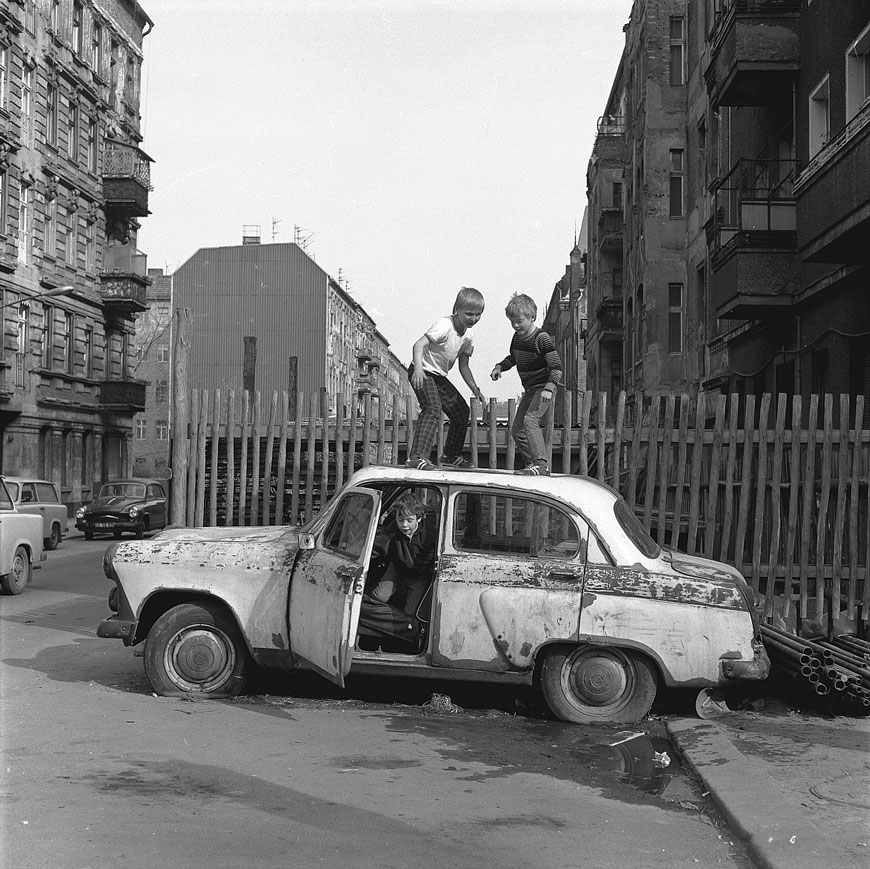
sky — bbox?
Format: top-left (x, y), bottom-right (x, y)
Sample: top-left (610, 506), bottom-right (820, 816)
top-left (136, 0), bottom-right (634, 401)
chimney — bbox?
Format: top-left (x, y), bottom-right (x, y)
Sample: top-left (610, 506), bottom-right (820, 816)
top-left (242, 224), bottom-right (261, 245)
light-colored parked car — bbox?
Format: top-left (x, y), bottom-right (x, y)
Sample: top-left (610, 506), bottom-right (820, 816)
top-left (0, 477), bottom-right (47, 595)
top-left (4, 477), bottom-right (68, 551)
top-left (97, 466), bottom-right (769, 723)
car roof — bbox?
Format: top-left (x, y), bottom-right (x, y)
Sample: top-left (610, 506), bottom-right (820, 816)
top-left (347, 465), bottom-right (620, 509)
top-left (2, 476), bottom-right (57, 485)
top-left (102, 478), bottom-right (163, 485)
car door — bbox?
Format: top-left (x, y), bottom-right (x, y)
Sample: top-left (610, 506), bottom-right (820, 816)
top-left (288, 487), bottom-right (381, 687)
top-left (15, 483), bottom-right (47, 537)
top-left (146, 484), bottom-right (167, 527)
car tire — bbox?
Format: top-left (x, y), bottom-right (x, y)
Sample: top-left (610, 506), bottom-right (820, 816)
top-left (143, 602), bottom-right (251, 698)
top-left (45, 523), bottom-right (62, 551)
top-left (0, 547), bottom-right (32, 595)
top-left (84, 531), bottom-right (94, 541)
top-left (135, 519), bottom-right (148, 539)
top-left (540, 644), bottom-right (657, 724)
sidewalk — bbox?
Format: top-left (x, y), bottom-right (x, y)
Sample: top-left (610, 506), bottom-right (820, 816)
top-left (665, 697), bottom-right (870, 869)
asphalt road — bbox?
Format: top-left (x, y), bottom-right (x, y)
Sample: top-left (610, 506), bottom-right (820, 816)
top-left (1, 532), bottom-right (754, 869)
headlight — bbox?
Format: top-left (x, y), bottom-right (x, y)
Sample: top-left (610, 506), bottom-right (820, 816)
top-left (128, 507), bottom-right (140, 517)
top-left (76, 507), bottom-right (86, 519)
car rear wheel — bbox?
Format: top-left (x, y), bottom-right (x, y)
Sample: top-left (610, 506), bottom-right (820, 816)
top-left (143, 602), bottom-right (251, 698)
top-left (45, 523), bottom-right (62, 551)
top-left (540, 645), bottom-right (657, 724)
top-left (0, 547), bottom-right (32, 595)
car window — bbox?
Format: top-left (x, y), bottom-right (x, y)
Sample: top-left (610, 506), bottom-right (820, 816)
top-left (146, 484), bottom-right (165, 499)
top-left (101, 483), bottom-right (146, 498)
top-left (35, 482), bottom-right (59, 502)
top-left (0, 481), bottom-right (14, 511)
top-left (20, 484), bottom-right (36, 503)
top-left (614, 498), bottom-right (660, 558)
top-left (5, 481), bottom-right (20, 499)
top-left (453, 491), bottom-right (584, 560)
top-left (322, 492), bottom-right (375, 560)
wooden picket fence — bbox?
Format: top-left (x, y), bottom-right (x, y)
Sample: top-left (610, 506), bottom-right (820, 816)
top-left (169, 387), bottom-right (870, 625)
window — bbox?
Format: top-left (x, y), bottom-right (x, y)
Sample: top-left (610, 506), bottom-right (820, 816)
top-left (453, 491), bottom-right (586, 561)
top-left (668, 283), bottom-right (684, 354)
top-left (17, 182), bottom-right (30, 264)
top-left (67, 101), bottom-right (79, 161)
top-left (83, 325), bottom-right (93, 377)
top-left (46, 197), bottom-right (57, 256)
top-left (63, 311), bottom-right (74, 374)
top-left (0, 170), bottom-right (5, 234)
top-left (124, 54), bottom-right (135, 106)
top-left (323, 492), bottom-right (374, 559)
top-left (0, 44), bottom-right (7, 111)
top-left (50, 0), bottom-right (60, 32)
top-left (22, 66), bottom-right (33, 144)
top-left (26, 0), bottom-right (36, 34)
top-left (612, 181), bottom-right (622, 209)
top-left (669, 149), bottom-right (684, 217)
top-left (669, 16), bottom-right (685, 86)
top-left (65, 207), bottom-right (76, 266)
top-left (42, 305), bottom-right (54, 368)
top-left (809, 76), bottom-right (830, 158)
top-left (156, 302), bottom-right (170, 320)
top-left (92, 20), bottom-right (103, 73)
top-left (156, 420), bottom-right (168, 441)
top-left (47, 82), bottom-right (58, 145)
top-left (135, 418), bottom-right (147, 440)
top-left (85, 219), bottom-right (95, 271)
top-left (72, 2), bottom-right (83, 55)
top-left (846, 24), bottom-right (870, 120)
top-left (157, 343), bottom-right (169, 363)
top-left (155, 380), bottom-right (169, 403)
top-left (86, 116), bottom-right (98, 172)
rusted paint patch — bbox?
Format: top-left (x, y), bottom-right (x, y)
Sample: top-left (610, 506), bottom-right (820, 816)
top-left (270, 632), bottom-right (286, 649)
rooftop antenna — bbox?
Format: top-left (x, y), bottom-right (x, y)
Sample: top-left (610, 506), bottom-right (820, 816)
top-left (271, 217), bottom-right (282, 242)
top-left (294, 224), bottom-right (315, 259)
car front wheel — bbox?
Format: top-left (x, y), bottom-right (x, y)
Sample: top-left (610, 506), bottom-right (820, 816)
top-left (143, 602), bottom-right (251, 698)
top-left (0, 546), bottom-right (32, 595)
top-left (46, 523), bottom-right (62, 551)
top-left (540, 645), bottom-right (657, 724)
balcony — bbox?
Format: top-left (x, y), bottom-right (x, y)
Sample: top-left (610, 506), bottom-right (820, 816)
top-left (708, 159), bottom-right (798, 318)
top-left (795, 105), bottom-right (870, 263)
top-left (100, 245), bottom-right (149, 314)
top-left (100, 379), bottom-right (147, 413)
top-left (598, 210), bottom-right (624, 253)
top-left (102, 140), bottom-right (153, 217)
top-left (704, 0), bottom-right (800, 108)
top-left (596, 297), bottom-right (624, 343)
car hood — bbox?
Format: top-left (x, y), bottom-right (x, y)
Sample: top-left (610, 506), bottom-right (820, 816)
top-left (86, 495), bottom-right (144, 512)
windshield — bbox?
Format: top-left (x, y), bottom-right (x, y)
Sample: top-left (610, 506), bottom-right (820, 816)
top-left (99, 482), bottom-right (146, 499)
top-left (614, 498), bottom-right (660, 559)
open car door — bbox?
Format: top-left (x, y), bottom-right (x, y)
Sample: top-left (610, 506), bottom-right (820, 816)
top-left (288, 487), bottom-right (381, 687)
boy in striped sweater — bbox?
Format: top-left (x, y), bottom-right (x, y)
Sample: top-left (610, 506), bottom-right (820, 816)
top-left (490, 294), bottom-right (563, 475)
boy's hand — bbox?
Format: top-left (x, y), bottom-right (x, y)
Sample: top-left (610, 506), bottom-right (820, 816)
top-left (490, 365), bottom-right (502, 381)
top-left (541, 388), bottom-right (553, 404)
top-left (410, 368), bottom-right (426, 390)
top-left (472, 388), bottom-right (486, 405)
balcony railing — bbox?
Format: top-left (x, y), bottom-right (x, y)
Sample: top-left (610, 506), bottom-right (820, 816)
top-left (100, 378), bottom-right (147, 413)
top-left (708, 158), bottom-right (796, 259)
top-left (596, 115), bottom-right (625, 136)
top-left (102, 244), bottom-right (149, 279)
top-left (102, 140), bottom-right (153, 217)
top-left (597, 298), bottom-right (624, 332)
top-left (99, 275), bottom-right (148, 313)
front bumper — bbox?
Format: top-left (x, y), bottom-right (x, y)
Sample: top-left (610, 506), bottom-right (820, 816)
top-left (97, 615), bottom-right (137, 645)
top-left (77, 518), bottom-right (140, 533)
top-left (720, 639), bottom-right (770, 681)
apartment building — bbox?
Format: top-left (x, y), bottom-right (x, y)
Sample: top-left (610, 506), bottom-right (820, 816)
top-left (0, 0), bottom-right (153, 508)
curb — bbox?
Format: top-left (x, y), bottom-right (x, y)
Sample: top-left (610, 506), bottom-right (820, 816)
top-left (665, 718), bottom-right (856, 869)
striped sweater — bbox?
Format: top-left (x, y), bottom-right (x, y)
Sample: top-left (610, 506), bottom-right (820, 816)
top-left (497, 328), bottom-right (563, 393)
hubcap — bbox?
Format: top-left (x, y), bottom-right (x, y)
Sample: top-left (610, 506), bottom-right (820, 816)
top-left (166, 627), bottom-right (234, 691)
top-left (568, 652), bottom-right (628, 707)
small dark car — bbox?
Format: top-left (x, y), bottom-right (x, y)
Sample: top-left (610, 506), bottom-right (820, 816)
top-left (75, 479), bottom-right (167, 540)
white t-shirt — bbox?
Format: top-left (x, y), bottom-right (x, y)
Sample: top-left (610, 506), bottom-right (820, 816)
top-left (420, 316), bottom-right (475, 377)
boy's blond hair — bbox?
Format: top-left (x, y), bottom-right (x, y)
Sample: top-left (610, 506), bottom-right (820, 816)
top-left (454, 287), bottom-right (485, 313)
top-left (505, 293), bottom-right (537, 319)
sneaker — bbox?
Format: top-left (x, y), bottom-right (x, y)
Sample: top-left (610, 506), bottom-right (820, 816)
top-left (515, 463), bottom-right (550, 476)
top-left (405, 457), bottom-right (436, 471)
top-left (440, 455), bottom-right (474, 469)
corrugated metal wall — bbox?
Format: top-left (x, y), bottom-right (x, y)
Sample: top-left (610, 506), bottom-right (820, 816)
top-left (173, 243), bottom-right (328, 405)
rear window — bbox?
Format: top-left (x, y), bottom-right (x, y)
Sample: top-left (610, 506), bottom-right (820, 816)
top-left (614, 498), bottom-right (660, 559)
top-left (35, 482), bottom-right (59, 502)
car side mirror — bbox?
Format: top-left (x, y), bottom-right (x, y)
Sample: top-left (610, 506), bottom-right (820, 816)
top-left (298, 532), bottom-right (315, 550)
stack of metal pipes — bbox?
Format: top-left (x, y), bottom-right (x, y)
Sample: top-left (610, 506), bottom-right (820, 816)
top-left (760, 624), bottom-right (870, 714)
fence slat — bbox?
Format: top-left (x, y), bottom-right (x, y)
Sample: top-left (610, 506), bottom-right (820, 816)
top-left (347, 393), bottom-right (359, 480)
top-left (290, 390), bottom-right (304, 526)
top-left (506, 398), bottom-right (517, 470)
top-left (391, 395), bottom-right (400, 466)
top-left (194, 389), bottom-right (208, 527)
top-left (734, 394), bottom-right (755, 578)
top-left (470, 399), bottom-right (480, 467)
top-left (275, 391), bottom-right (288, 527)
top-left (377, 395), bottom-right (386, 466)
top-left (750, 393), bottom-right (772, 594)
top-left (718, 394), bottom-right (739, 563)
top-left (305, 390), bottom-right (317, 521)
top-left (611, 391), bottom-right (626, 490)
top-left (562, 390), bottom-right (574, 474)
top-left (643, 396), bottom-right (661, 534)
top-left (209, 389), bottom-right (221, 526)
top-left (361, 392), bottom-right (371, 468)
top-left (798, 394), bottom-right (819, 618)
top-left (781, 396), bottom-right (803, 618)
top-left (489, 399), bottom-right (498, 469)
top-left (224, 390), bottom-right (236, 527)
top-left (847, 396), bottom-right (864, 619)
top-left (656, 395), bottom-right (675, 548)
top-left (334, 398), bottom-right (345, 492)
top-left (579, 391), bottom-right (592, 477)
top-left (831, 395), bottom-right (850, 620)
top-left (186, 388), bottom-right (199, 528)
top-left (763, 394), bottom-right (787, 616)
top-left (813, 395), bottom-right (834, 621)
top-left (250, 391), bottom-right (262, 526)
top-left (627, 393), bottom-right (644, 511)
top-left (239, 391), bottom-right (250, 526)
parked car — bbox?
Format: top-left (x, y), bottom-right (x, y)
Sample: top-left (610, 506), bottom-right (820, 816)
top-left (4, 477), bottom-right (68, 551)
top-left (76, 479), bottom-right (167, 540)
top-left (97, 466), bottom-right (769, 723)
top-left (0, 476), bottom-right (47, 595)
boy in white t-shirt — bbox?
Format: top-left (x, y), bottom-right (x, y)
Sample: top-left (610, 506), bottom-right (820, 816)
top-left (405, 287), bottom-right (486, 470)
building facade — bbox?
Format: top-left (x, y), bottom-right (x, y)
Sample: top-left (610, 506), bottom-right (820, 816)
top-left (0, 0), bottom-right (153, 509)
top-left (130, 265), bottom-right (169, 478)
top-left (585, 0), bottom-right (870, 414)
top-left (172, 239), bottom-right (414, 421)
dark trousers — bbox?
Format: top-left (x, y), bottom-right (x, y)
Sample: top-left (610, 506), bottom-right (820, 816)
top-left (408, 365), bottom-right (469, 461)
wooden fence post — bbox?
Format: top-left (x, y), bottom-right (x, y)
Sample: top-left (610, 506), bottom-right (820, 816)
top-left (169, 307), bottom-right (192, 526)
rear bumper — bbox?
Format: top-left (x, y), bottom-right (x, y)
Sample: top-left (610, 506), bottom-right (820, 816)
top-left (720, 639), bottom-right (770, 682)
top-left (97, 615), bottom-right (137, 644)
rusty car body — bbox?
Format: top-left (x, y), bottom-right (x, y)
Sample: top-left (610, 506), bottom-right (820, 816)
top-left (97, 466), bottom-right (769, 723)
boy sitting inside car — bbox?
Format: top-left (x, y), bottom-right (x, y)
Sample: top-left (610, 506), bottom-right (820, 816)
top-left (358, 493), bottom-right (436, 651)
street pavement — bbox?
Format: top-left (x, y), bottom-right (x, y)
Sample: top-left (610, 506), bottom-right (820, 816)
top-left (665, 694), bottom-right (870, 869)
